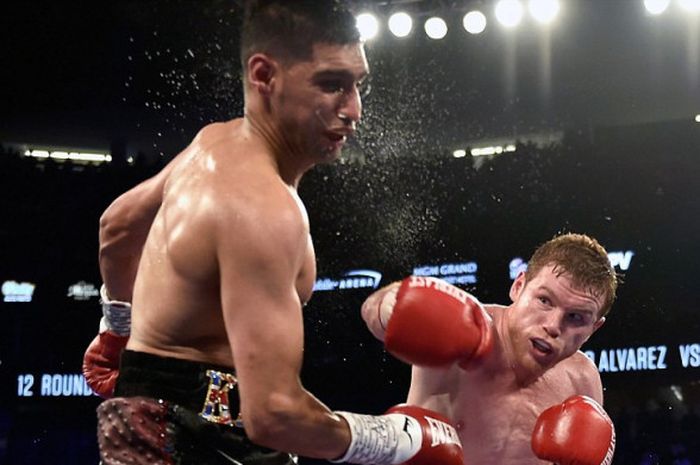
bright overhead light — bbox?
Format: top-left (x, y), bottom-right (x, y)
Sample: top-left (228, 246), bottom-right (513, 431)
top-left (529, 0), bottom-right (560, 24)
top-left (424, 17), bottom-right (448, 39)
top-left (24, 149), bottom-right (112, 163)
top-left (695, 114), bottom-right (700, 123)
top-left (453, 149), bottom-right (467, 158)
top-left (463, 11), bottom-right (487, 34)
top-left (25, 149), bottom-right (48, 158)
top-left (356, 13), bottom-right (379, 41)
top-left (471, 145), bottom-right (517, 156)
top-left (678, 0), bottom-right (700, 12)
top-left (388, 12), bottom-right (413, 38)
top-left (644, 0), bottom-right (671, 15)
top-left (496, 0), bottom-right (525, 28)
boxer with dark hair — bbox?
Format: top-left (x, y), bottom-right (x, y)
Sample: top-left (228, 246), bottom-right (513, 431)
top-left (83, 2), bottom-right (464, 465)
top-left (362, 233), bottom-right (617, 465)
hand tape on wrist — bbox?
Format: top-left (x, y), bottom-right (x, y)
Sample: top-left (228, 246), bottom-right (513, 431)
top-left (332, 412), bottom-right (420, 465)
top-left (99, 284), bottom-right (131, 336)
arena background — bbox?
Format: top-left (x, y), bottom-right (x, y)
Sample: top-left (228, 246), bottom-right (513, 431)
top-left (1, 1), bottom-right (699, 464)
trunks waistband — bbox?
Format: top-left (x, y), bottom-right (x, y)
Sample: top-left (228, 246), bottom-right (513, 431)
top-left (115, 349), bottom-right (243, 427)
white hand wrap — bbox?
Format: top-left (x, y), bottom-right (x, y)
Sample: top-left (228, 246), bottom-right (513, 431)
top-left (332, 412), bottom-right (421, 465)
top-left (98, 284), bottom-right (132, 336)
top-left (377, 286), bottom-right (399, 332)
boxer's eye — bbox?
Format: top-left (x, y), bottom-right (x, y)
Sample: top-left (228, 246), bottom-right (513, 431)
top-left (318, 79), bottom-right (345, 94)
top-left (566, 312), bottom-right (589, 326)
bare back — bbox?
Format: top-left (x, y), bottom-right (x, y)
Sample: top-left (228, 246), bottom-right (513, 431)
top-left (127, 119), bottom-right (316, 368)
top-left (407, 304), bottom-right (602, 465)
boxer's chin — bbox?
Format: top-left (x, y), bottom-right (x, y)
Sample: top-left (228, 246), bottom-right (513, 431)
top-left (516, 349), bottom-right (553, 380)
top-left (317, 144), bottom-right (344, 163)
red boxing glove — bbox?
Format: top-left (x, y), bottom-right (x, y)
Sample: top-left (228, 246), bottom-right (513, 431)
top-left (386, 405), bottom-right (463, 465)
top-left (333, 404), bottom-right (463, 465)
top-left (384, 276), bottom-right (492, 368)
top-left (532, 395), bottom-right (616, 465)
top-left (82, 331), bottom-right (128, 398)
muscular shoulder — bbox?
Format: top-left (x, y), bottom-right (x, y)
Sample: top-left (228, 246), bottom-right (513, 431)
top-left (559, 351), bottom-right (604, 403)
top-left (169, 120), bottom-right (309, 265)
top-left (483, 304), bottom-right (506, 333)
top-left (212, 175), bottom-right (308, 264)
top-left (193, 120), bottom-right (240, 147)
top-left (484, 303), bottom-right (507, 317)
top-left (221, 173), bottom-right (303, 221)
top-left (568, 350), bottom-right (599, 377)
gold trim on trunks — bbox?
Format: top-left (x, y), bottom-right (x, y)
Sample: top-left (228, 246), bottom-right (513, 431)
top-left (199, 369), bottom-right (242, 427)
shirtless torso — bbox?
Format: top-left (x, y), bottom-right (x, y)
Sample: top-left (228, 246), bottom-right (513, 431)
top-left (127, 119), bottom-right (316, 369)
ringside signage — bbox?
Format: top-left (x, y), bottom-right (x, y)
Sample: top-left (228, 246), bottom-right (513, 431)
top-left (584, 342), bottom-right (700, 373)
top-left (17, 373), bottom-right (95, 397)
top-left (508, 250), bottom-right (635, 280)
top-left (413, 261), bottom-right (478, 285)
top-left (314, 269), bottom-right (383, 292)
top-left (67, 281), bottom-right (99, 301)
top-left (2, 280), bottom-right (36, 302)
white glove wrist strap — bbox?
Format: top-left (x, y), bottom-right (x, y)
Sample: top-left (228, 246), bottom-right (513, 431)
top-left (99, 284), bottom-right (132, 336)
top-left (331, 412), bottom-right (399, 465)
top-left (332, 412), bottom-right (421, 465)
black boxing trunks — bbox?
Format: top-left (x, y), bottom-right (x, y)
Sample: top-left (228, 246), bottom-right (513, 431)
top-left (97, 350), bottom-right (297, 465)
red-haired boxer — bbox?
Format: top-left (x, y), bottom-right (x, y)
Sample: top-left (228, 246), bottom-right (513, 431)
top-left (82, 2), bottom-right (465, 465)
top-left (362, 233), bottom-right (617, 465)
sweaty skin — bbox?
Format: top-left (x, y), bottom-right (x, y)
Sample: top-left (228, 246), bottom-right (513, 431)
top-left (364, 266), bottom-right (606, 465)
top-left (100, 41), bottom-right (370, 459)
top-left (128, 120), bottom-right (317, 367)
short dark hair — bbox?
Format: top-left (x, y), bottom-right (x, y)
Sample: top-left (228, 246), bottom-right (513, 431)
top-left (525, 233), bottom-right (618, 317)
top-left (241, 0), bottom-right (361, 69)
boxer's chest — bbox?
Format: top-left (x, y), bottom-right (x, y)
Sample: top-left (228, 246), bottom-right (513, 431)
top-left (450, 369), bottom-right (575, 464)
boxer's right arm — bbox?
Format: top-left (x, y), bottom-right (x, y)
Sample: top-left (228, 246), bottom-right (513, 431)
top-left (85, 155), bottom-right (181, 395)
top-left (82, 285), bottom-right (131, 398)
top-left (84, 160), bottom-right (171, 394)
top-left (83, 331), bottom-right (128, 398)
top-left (406, 365), bottom-right (454, 412)
top-left (98, 154), bottom-right (182, 301)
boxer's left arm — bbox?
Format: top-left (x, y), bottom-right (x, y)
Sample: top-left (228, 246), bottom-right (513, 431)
top-left (531, 354), bottom-right (611, 464)
top-left (85, 153), bottom-right (182, 396)
top-left (217, 194), bottom-right (353, 458)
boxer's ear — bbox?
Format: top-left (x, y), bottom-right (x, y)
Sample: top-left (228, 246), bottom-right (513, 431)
top-left (509, 271), bottom-right (526, 303)
top-left (592, 316), bottom-right (605, 333)
top-left (247, 53), bottom-right (277, 96)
